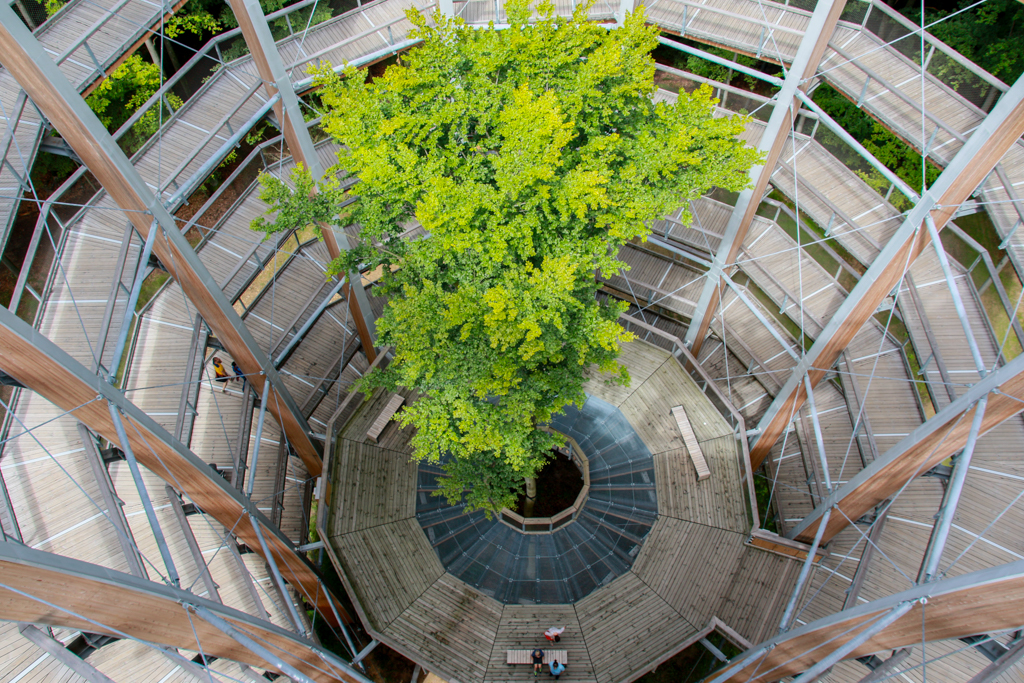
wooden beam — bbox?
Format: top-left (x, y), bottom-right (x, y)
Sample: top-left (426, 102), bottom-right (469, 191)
top-left (0, 543), bottom-right (359, 683)
top-left (750, 70), bottom-right (1024, 468)
top-left (787, 350), bottom-right (1024, 545)
top-left (0, 305), bottom-right (349, 627)
top-left (712, 560), bottom-right (1024, 683)
top-left (683, 0), bottom-right (848, 357)
top-left (0, 5), bottom-right (323, 476)
top-left (226, 0), bottom-right (378, 363)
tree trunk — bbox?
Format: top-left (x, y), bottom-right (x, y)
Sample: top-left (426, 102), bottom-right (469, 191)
top-left (144, 37), bottom-right (164, 77)
top-left (524, 476), bottom-right (536, 518)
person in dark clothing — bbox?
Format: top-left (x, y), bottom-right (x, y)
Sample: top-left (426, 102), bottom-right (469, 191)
top-left (531, 649), bottom-right (545, 676)
top-left (232, 361), bottom-right (245, 386)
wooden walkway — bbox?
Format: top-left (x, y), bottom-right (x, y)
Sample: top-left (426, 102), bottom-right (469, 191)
top-left (0, 0), bottom-right (183, 253)
top-left (3, 0), bottom-right (1023, 680)
top-left (323, 340), bottom-right (804, 683)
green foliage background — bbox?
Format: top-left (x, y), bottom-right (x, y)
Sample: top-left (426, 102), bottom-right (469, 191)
top-left (255, 0), bottom-right (760, 514)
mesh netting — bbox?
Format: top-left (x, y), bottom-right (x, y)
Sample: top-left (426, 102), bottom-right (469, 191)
top-left (416, 394), bottom-right (658, 604)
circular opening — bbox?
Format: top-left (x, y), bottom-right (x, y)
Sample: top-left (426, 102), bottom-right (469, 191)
top-left (512, 446), bottom-right (586, 518)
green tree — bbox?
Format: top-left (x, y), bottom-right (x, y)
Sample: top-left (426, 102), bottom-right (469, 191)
top-left (254, 0), bottom-right (760, 515)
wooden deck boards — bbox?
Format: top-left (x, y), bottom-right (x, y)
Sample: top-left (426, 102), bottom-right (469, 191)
top-left (573, 572), bottom-right (697, 683)
top-left (384, 573), bottom-right (504, 683)
top-left (485, 606), bottom-right (594, 683)
top-left (328, 439), bottom-right (417, 535)
top-left (331, 518), bottom-right (444, 631)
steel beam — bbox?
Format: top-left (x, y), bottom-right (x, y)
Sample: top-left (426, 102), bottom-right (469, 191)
top-left (0, 541), bottom-right (362, 683)
top-left (682, 0), bottom-right (849, 357)
top-left (750, 70), bottom-right (1024, 468)
top-left (166, 484), bottom-right (221, 603)
top-left (226, 0), bottom-right (378, 363)
top-left (966, 637), bottom-right (1024, 683)
top-left (778, 508), bottom-right (830, 634)
top-left (787, 352), bottom-right (1024, 545)
top-left (918, 396), bottom-right (987, 583)
top-left (17, 624), bottom-right (117, 683)
top-left (78, 423), bottom-right (147, 579)
top-left (708, 560), bottom-right (1024, 683)
top-left (108, 402), bottom-right (181, 588)
top-left (0, 4), bottom-right (324, 475)
top-left (0, 304), bottom-right (349, 625)
top-left (855, 648), bottom-right (911, 683)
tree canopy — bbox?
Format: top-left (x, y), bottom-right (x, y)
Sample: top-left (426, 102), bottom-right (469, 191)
top-left (254, 0), bottom-right (760, 515)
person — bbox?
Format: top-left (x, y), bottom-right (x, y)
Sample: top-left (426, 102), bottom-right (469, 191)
top-left (549, 659), bottom-right (566, 680)
top-left (211, 357), bottom-right (230, 393)
top-left (544, 626), bottom-right (564, 643)
top-left (232, 361), bottom-right (245, 386)
top-left (531, 649), bottom-right (544, 677)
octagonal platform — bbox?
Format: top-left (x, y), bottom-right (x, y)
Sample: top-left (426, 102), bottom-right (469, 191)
top-left (320, 339), bottom-right (806, 683)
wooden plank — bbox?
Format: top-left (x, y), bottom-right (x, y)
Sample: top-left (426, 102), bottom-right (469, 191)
top-left (367, 394), bottom-right (405, 443)
top-left (505, 649), bottom-right (568, 665)
top-left (672, 405), bottom-right (711, 480)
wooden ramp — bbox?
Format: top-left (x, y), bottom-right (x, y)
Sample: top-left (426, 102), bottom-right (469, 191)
top-left (672, 405), bottom-right (711, 480)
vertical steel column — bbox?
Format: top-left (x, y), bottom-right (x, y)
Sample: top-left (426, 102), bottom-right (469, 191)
top-left (108, 403), bottom-right (181, 587)
top-left (778, 508), bottom-right (830, 634)
top-left (166, 484), bottom-right (221, 602)
top-left (683, 0), bottom-right (849, 356)
top-left (923, 214), bottom-right (986, 378)
top-left (226, 0), bottom-right (378, 362)
top-left (17, 624), bottom-right (117, 683)
top-left (107, 219), bottom-right (159, 384)
top-left (249, 512), bottom-right (306, 636)
top-left (918, 396), bottom-right (988, 583)
top-left (78, 423), bottom-right (147, 578)
top-left (245, 378), bottom-right (271, 499)
top-left (804, 374), bottom-right (832, 494)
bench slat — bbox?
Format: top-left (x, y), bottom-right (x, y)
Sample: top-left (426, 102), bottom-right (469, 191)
top-left (506, 649), bottom-right (568, 665)
top-left (367, 394), bottom-right (405, 443)
top-left (672, 405), bottom-right (710, 480)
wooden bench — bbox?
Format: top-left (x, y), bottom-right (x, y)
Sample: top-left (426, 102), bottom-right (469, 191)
top-left (366, 394), bottom-right (405, 443)
top-left (507, 649), bottom-right (568, 665)
top-left (672, 405), bottom-right (710, 481)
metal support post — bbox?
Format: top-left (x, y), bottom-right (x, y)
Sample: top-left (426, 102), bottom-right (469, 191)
top-left (923, 214), bottom-right (986, 378)
top-left (18, 624), bottom-right (117, 683)
top-left (188, 603), bottom-right (318, 683)
top-left (249, 512), bottom-right (307, 636)
top-left (107, 402), bottom-right (180, 588)
top-left (779, 508), bottom-right (830, 633)
top-left (918, 396), bottom-right (988, 583)
top-left (107, 219), bottom-right (159, 385)
top-left (789, 601), bottom-right (917, 683)
top-left (78, 423), bottom-right (146, 578)
top-left (352, 639), bottom-right (379, 665)
top-left (166, 484), bottom-right (221, 602)
top-left (245, 378), bottom-right (271, 499)
top-left (804, 374), bottom-right (832, 494)
top-left (855, 648), bottom-right (911, 683)
top-left (274, 276), bottom-right (348, 368)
